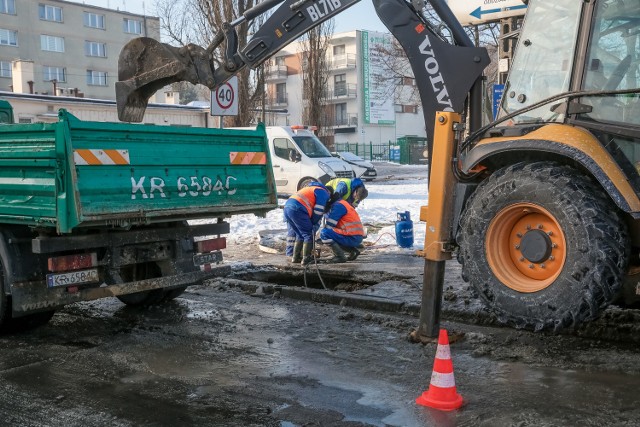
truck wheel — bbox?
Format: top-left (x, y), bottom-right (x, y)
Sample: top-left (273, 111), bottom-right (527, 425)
top-left (162, 286), bottom-right (187, 302)
top-left (116, 262), bottom-right (166, 306)
top-left (457, 162), bottom-right (629, 331)
top-left (117, 290), bottom-right (165, 306)
top-left (0, 264), bottom-right (10, 330)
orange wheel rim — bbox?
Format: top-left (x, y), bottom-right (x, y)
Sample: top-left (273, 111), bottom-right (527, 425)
top-left (486, 203), bottom-right (566, 293)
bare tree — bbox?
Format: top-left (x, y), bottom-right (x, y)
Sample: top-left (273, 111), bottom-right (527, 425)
top-left (372, 4), bottom-right (501, 109)
top-left (299, 20), bottom-right (334, 144)
top-left (153, 0), bottom-right (265, 126)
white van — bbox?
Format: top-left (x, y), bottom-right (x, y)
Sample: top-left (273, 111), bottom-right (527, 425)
top-left (236, 125), bottom-right (354, 195)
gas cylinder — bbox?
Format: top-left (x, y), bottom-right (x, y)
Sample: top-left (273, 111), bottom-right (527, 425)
top-left (395, 211), bottom-right (414, 248)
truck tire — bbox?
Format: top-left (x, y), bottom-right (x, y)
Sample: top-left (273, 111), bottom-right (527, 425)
top-left (0, 264), bottom-right (10, 330)
top-left (116, 262), bottom-right (166, 306)
top-left (117, 289), bottom-right (165, 306)
top-left (457, 161), bottom-right (629, 331)
top-left (162, 286), bottom-right (187, 302)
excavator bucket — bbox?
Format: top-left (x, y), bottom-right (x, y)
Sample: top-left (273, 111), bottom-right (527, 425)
top-left (116, 37), bottom-right (215, 122)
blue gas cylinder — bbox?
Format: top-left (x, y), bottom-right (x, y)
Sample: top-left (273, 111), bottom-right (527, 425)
top-left (395, 211), bottom-right (414, 248)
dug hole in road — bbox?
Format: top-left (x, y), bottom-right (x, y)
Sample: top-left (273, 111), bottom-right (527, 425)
top-left (1, 163), bottom-right (640, 426)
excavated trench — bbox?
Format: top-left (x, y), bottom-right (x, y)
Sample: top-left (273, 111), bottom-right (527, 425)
top-left (231, 268), bottom-right (381, 291)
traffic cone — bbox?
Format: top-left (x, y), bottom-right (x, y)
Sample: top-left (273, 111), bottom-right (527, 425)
top-left (416, 329), bottom-right (464, 411)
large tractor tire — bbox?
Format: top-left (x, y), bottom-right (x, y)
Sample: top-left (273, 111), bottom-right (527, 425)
top-left (457, 162), bottom-right (629, 331)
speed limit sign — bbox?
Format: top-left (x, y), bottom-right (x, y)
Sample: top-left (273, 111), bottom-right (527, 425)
top-left (211, 76), bottom-right (238, 116)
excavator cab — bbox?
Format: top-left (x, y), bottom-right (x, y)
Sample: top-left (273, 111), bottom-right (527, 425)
top-left (454, 0), bottom-right (640, 332)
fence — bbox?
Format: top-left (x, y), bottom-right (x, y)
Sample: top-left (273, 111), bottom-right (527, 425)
top-left (335, 138), bottom-right (429, 165)
top-left (335, 141), bottom-right (400, 162)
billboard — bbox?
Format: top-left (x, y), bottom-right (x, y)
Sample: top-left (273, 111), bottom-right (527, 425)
top-left (446, 0), bottom-right (527, 26)
top-left (361, 31), bottom-right (395, 125)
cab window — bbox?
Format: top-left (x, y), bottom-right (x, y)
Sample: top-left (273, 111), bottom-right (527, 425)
top-left (579, 0), bottom-right (640, 126)
top-left (273, 138), bottom-right (299, 161)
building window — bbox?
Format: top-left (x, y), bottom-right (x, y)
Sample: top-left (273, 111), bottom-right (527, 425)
top-left (41, 35), bottom-right (64, 52)
top-left (43, 65), bottom-right (66, 82)
top-left (275, 56), bottom-right (285, 66)
top-left (0, 61), bottom-right (11, 78)
top-left (39, 4), bottom-right (63, 22)
top-left (0, 29), bottom-right (17, 46)
top-left (85, 41), bottom-right (106, 57)
top-left (335, 103), bottom-right (347, 125)
top-left (333, 44), bottom-right (345, 56)
top-left (123, 18), bottom-right (142, 34)
top-left (84, 12), bottom-right (105, 29)
top-left (334, 74), bottom-right (346, 96)
top-left (0, 0), bottom-right (16, 15)
top-left (275, 83), bottom-right (287, 104)
top-left (87, 70), bottom-right (107, 86)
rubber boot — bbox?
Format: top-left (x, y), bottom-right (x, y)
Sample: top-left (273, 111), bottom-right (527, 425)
top-left (301, 241), bottom-right (314, 266)
top-left (344, 246), bottom-right (360, 261)
top-left (291, 240), bottom-right (304, 264)
top-left (326, 242), bottom-right (347, 263)
top-left (291, 240), bottom-right (303, 263)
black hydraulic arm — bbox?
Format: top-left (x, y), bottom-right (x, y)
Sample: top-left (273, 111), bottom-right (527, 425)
top-left (373, 0), bottom-right (490, 155)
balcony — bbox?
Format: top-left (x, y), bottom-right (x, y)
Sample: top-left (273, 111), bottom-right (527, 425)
top-left (330, 82), bottom-right (357, 100)
top-left (334, 113), bottom-right (358, 127)
top-left (265, 65), bottom-right (288, 81)
top-left (331, 53), bottom-right (356, 70)
top-left (267, 93), bottom-right (288, 106)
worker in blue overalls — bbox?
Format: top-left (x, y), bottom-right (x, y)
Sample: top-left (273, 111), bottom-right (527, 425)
top-left (283, 182), bottom-right (331, 265)
top-left (319, 196), bottom-right (365, 263)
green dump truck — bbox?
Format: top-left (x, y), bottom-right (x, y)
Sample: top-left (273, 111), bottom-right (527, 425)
top-left (0, 100), bottom-right (276, 329)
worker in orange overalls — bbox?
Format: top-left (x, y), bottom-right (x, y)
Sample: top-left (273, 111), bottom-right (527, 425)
top-left (319, 198), bottom-right (365, 263)
top-left (284, 181), bottom-right (332, 265)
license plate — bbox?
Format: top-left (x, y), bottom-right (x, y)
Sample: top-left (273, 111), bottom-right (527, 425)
top-left (193, 251), bottom-right (222, 266)
top-left (47, 268), bottom-right (99, 288)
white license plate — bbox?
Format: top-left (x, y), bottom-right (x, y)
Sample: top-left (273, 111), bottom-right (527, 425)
top-left (193, 251), bottom-right (222, 266)
top-left (47, 268), bottom-right (99, 288)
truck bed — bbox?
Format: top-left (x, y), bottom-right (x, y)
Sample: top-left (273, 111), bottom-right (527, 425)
top-left (0, 110), bottom-right (276, 233)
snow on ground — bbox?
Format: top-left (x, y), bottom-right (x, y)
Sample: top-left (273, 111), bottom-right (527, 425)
top-left (220, 162), bottom-right (430, 254)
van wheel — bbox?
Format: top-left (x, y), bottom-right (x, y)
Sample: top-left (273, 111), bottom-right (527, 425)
top-left (457, 162), bottom-right (629, 331)
top-left (298, 178), bottom-right (316, 190)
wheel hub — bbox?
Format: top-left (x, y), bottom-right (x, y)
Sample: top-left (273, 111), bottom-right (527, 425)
top-left (519, 229), bottom-right (553, 263)
top-left (486, 203), bottom-right (567, 293)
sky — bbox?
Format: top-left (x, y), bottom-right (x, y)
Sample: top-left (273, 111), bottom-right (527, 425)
top-left (72, 0), bottom-right (389, 34)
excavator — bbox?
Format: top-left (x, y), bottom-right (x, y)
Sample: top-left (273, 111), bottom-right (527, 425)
top-left (116, 0), bottom-right (640, 338)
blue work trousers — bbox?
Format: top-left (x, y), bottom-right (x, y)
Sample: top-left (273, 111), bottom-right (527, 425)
top-left (319, 228), bottom-right (363, 248)
top-left (283, 204), bottom-right (314, 243)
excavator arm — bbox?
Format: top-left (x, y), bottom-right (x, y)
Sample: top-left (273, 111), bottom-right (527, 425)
top-left (116, 0), bottom-right (490, 141)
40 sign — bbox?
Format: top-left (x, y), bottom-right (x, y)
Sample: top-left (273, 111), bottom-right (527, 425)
top-left (211, 76), bottom-right (238, 116)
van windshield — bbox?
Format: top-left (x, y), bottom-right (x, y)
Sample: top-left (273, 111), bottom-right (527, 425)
top-left (292, 135), bottom-right (333, 158)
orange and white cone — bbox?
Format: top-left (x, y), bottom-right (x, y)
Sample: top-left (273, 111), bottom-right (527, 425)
top-left (416, 329), bottom-right (464, 411)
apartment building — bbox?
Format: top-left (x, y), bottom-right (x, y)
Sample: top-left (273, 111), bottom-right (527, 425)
top-left (263, 30), bottom-right (426, 148)
top-left (0, 0), bottom-right (160, 100)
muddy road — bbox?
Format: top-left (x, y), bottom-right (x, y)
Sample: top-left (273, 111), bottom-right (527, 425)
top-left (1, 265), bottom-right (640, 426)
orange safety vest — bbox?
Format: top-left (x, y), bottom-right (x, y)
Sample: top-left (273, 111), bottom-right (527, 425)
top-left (333, 200), bottom-right (364, 236)
top-left (291, 186), bottom-right (322, 217)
